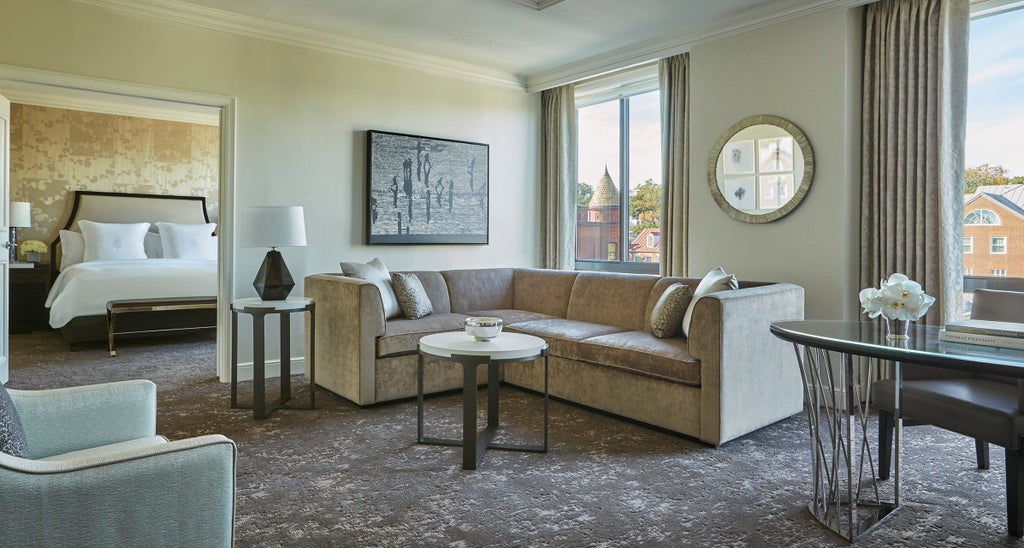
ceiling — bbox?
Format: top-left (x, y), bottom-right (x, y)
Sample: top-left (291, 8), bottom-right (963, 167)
top-left (80, 0), bottom-right (865, 91)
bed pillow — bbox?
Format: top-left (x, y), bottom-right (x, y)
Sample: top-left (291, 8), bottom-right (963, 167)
top-left (156, 222), bottom-right (217, 261)
top-left (79, 221), bottom-right (150, 263)
top-left (341, 257), bottom-right (400, 319)
top-left (0, 383), bottom-right (28, 458)
top-left (144, 232), bottom-right (163, 258)
top-left (681, 266), bottom-right (738, 338)
top-left (392, 272), bottom-right (433, 319)
top-left (59, 230), bottom-right (85, 270)
top-left (649, 283), bottom-right (693, 338)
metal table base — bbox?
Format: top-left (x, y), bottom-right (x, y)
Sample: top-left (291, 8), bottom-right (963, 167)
top-left (417, 349), bottom-right (548, 470)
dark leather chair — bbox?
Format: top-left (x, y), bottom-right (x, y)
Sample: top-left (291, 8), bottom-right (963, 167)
top-left (874, 288), bottom-right (1024, 537)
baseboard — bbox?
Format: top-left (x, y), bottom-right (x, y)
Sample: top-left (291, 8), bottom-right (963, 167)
top-left (232, 357), bottom-right (307, 382)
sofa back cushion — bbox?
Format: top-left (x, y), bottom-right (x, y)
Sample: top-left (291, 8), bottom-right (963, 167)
top-left (405, 271), bottom-right (452, 314)
top-left (566, 272), bottom-right (659, 331)
top-left (442, 268), bottom-right (515, 313)
top-left (513, 269), bottom-right (579, 318)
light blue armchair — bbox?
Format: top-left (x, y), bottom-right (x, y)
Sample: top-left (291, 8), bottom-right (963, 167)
top-left (0, 380), bottom-right (235, 547)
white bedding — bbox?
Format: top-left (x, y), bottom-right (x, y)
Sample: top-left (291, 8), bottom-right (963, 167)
top-left (45, 259), bottom-right (218, 328)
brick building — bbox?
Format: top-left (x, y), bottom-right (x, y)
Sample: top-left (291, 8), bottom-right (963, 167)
top-left (963, 185), bottom-right (1024, 278)
top-left (576, 167), bottom-right (621, 261)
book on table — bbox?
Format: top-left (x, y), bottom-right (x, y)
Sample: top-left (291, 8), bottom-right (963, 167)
top-left (944, 319), bottom-right (1024, 339)
top-left (938, 339), bottom-right (1024, 359)
top-left (938, 328), bottom-right (1024, 350)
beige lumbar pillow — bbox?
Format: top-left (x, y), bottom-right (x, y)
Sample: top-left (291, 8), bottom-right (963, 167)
top-left (391, 272), bottom-right (433, 320)
top-left (340, 257), bottom-right (401, 319)
top-left (681, 266), bottom-right (738, 337)
top-left (650, 283), bottom-right (693, 338)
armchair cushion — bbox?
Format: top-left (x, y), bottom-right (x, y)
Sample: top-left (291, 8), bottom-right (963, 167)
top-left (0, 384), bottom-right (27, 458)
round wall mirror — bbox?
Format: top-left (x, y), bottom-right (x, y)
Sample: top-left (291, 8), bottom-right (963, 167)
top-left (706, 114), bottom-right (814, 223)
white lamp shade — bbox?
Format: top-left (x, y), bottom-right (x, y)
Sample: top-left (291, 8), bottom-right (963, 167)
top-left (239, 206), bottom-right (307, 247)
top-left (10, 202), bottom-right (31, 228)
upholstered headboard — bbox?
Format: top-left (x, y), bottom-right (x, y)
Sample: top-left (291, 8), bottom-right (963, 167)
top-left (49, 191), bottom-right (210, 280)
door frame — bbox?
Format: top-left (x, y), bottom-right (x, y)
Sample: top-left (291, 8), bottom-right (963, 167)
top-left (0, 64), bottom-right (236, 382)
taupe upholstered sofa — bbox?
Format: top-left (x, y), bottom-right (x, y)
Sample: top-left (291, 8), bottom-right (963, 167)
top-left (305, 268), bottom-right (804, 445)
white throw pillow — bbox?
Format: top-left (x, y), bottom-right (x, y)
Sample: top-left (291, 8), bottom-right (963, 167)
top-left (79, 221), bottom-right (150, 263)
top-left (59, 230), bottom-right (85, 270)
top-left (144, 232), bottom-right (163, 258)
top-left (340, 257), bottom-right (400, 319)
top-left (156, 222), bottom-right (217, 261)
top-left (681, 266), bottom-right (739, 337)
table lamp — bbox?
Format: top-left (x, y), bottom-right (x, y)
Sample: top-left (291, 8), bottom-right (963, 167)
top-left (239, 206), bottom-right (307, 301)
top-left (9, 201), bottom-right (31, 262)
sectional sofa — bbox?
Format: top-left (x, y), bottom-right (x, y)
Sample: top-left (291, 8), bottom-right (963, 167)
top-left (305, 268), bottom-right (804, 445)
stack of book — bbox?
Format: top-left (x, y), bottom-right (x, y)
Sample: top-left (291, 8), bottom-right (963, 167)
top-left (939, 319), bottom-right (1024, 352)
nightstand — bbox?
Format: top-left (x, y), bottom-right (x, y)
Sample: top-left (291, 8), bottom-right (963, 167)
top-left (10, 263), bottom-right (50, 333)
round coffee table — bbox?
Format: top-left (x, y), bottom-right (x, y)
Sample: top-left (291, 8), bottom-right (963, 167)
top-left (417, 331), bottom-right (548, 470)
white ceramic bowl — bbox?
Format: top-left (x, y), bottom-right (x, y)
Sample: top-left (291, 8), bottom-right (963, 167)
top-left (465, 317), bottom-right (503, 341)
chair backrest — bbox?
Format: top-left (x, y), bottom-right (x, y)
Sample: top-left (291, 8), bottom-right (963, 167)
top-left (972, 289), bottom-right (1024, 324)
top-left (972, 289), bottom-right (1024, 385)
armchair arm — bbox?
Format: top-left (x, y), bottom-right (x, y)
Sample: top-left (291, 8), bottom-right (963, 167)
top-left (10, 380), bottom-right (156, 459)
top-left (0, 435), bottom-right (235, 547)
top-left (305, 274), bottom-right (386, 405)
top-left (688, 283), bottom-right (804, 445)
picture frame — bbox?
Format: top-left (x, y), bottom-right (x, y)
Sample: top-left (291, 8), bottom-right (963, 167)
top-left (758, 136), bottom-right (794, 172)
top-left (366, 130), bottom-right (489, 245)
top-left (722, 139), bottom-right (755, 175)
top-left (724, 177), bottom-right (756, 211)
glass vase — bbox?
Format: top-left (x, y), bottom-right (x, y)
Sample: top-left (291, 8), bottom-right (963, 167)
top-left (884, 317), bottom-right (911, 341)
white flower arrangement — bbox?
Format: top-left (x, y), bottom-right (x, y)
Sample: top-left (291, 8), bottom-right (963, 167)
top-left (19, 239), bottom-right (47, 255)
top-left (859, 273), bottom-right (935, 321)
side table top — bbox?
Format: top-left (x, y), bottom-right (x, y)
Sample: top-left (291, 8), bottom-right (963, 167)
top-left (232, 296), bottom-right (313, 312)
top-left (420, 331), bottom-right (547, 360)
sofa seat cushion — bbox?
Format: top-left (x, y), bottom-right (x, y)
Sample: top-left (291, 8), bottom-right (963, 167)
top-left (579, 331), bottom-right (700, 386)
top-left (508, 319), bottom-right (624, 360)
top-left (377, 313), bottom-right (469, 358)
top-left (466, 309), bottom-right (554, 326)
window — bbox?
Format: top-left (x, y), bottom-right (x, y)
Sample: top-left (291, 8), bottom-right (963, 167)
top-left (991, 269), bottom-right (1007, 277)
top-left (964, 237), bottom-right (973, 254)
top-left (964, 209), bottom-right (1001, 225)
top-left (992, 236), bottom-right (1007, 254)
top-left (575, 64), bottom-right (661, 273)
top-left (965, 268), bottom-right (973, 275)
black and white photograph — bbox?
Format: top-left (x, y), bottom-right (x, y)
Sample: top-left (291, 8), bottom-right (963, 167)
top-left (366, 130), bottom-right (489, 244)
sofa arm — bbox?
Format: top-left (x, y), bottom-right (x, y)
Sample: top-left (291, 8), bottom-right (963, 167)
top-left (688, 283), bottom-right (805, 445)
top-left (305, 274), bottom-right (387, 405)
top-left (10, 380), bottom-right (156, 459)
top-left (0, 435), bottom-right (235, 547)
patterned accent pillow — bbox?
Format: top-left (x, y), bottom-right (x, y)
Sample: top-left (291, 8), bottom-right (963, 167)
top-left (649, 283), bottom-right (693, 338)
top-left (0, 383), bottom-right (28, 458)
top-left (392, 272), bottom-right (433, 320)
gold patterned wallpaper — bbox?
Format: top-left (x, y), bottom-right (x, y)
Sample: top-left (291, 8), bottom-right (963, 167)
top-left (9, 104), bottom-right (220, 246)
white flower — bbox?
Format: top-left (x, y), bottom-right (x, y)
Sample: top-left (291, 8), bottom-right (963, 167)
top-left (859, 273), bottom-right (934, 321)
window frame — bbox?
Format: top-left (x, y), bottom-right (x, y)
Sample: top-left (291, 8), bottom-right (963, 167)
top-left (964, 236), bottom-right (974, 254)
top-left (991, 235), bottom-right (1008, 254)
top-left (574, 64), bottom-right (660, 275)
top-left (964, 209), bottom-right (1001, 225)
top-left (990, 268), bottom-right (1007, 277)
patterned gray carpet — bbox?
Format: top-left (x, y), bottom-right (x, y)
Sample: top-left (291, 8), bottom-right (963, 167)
top-left (7, 330), bottom-right (1023, 547)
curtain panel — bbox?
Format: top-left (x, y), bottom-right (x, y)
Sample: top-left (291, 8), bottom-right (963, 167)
top-left (659, 53), bottom-right (690, 277)
top-left (860, 0), bottom-right (969, 325)
top-left (540, 84), bottom-right (578, 270)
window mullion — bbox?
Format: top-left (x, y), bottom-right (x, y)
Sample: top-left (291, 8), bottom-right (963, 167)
top-left (620, 97), bottom-right (629, 262)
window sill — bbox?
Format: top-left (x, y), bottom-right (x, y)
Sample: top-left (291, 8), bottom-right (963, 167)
top-left (575, 260), bottom-right (659, 275)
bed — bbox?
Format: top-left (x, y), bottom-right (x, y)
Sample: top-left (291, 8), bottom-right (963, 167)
top-left (45, 191), bottom-right (219, 349)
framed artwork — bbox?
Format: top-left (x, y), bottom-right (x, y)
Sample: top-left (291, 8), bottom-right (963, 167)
top-left (758, 137), bottom-right (794, 172)
top-left (759, 176), bottom-right (779, 209)
top-left (722, 139), bottom-right (755, 175)
top-left (724, 177), bottom-right (756, 211)
top-left (366, 130), bottom-right (489, 244)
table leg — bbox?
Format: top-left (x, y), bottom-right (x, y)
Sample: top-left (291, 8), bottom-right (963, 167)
top-left (253, 311), bottom-right (266, 420)
top-left (281, 311), bottom-right (291, 403)
top-left (107, 309), bottom-right (117, 357)
top-left (463, 358), bottom-right (479, 470)
top-left (230, 310), bottom-right (239, 408)
top-left (544, 352), bottom-right (549, 452)
top-left (487, 360), bottom-right (499, 429)
top-left (417, 352), bottom-right (425, 442)
top-left (308, 304), bottom-right (316, 409)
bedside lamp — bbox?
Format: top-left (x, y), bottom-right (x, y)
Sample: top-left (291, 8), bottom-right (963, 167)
top-left (239, 206), bottom-right (307, 301)
top-left (9, 201), bottom-right (31, 262)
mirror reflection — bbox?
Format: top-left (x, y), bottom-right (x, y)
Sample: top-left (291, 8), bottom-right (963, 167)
top-left (707, 115), bottom-right (814, 223)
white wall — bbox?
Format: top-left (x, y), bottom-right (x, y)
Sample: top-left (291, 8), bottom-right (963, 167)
top-left (689, 7), bottom-right (863, 320)
top-left (0, 0), bottom-right (540, 371)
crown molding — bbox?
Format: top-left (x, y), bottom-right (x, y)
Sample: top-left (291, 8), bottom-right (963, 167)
top-left (73, 0), bottom-right (525, 91)
top-left (525, 0), bottom-right (873, 93)
top-left (506, 0), bottom-right (568, 10)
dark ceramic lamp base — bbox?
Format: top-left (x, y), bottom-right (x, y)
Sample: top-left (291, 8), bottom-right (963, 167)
top-left (253, 249), bottom-right (295, 301)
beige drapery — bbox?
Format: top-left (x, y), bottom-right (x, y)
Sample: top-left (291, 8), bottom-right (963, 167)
top-left (659, 53), bottom-right (690, 277)
top-left (540, 84), bottom-right (578, 270)
top-left (861, 0), bottom-right (969, 325)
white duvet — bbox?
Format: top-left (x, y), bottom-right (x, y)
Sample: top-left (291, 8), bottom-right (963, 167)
top-left (45, 259), bottom-right (218, 328)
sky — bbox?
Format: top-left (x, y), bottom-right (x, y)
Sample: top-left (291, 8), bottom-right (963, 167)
top-left (966, 8), bottom-right (1024, 176)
